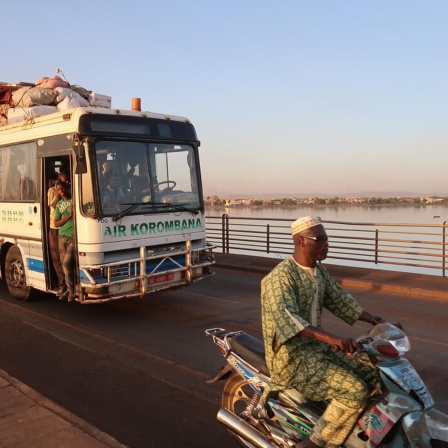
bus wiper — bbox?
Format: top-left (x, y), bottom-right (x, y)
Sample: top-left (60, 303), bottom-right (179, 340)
top-left (111, 201), bottom-right (164, 221)
top-left (163, 202), bottom-right (199, 215)
top-left (135, 201), bottom-right (198, 215)
top-left (112, 201), bottom-right (198, 221)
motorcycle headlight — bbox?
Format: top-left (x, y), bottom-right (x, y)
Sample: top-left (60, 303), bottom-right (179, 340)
top-left (368, 323), bottom-right (410, 356)
top-left (389, 335), bottom-right (410, 355)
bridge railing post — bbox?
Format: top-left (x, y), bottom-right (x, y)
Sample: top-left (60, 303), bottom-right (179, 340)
top-left (443, 221), bottom-right (447, 277)
top-left (222, 214), bottom-right (229, 254)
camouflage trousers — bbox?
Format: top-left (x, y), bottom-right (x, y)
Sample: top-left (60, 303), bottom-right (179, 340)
top-left (49, 228), bottom-right (66, 289)
top-left (58, 235), bottom-right (74, 294)
top-left (298, 350), bottom-right (377, 448)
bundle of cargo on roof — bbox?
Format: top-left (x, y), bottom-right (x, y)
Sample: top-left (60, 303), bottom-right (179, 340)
top-left (0, 75), bottom-right (111, 126)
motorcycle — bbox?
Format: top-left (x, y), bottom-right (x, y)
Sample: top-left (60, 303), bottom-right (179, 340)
top-left (206, 323), bottom-right (448, 448)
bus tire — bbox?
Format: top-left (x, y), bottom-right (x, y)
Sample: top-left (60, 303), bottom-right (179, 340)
top-left (5, 246), bottom-right (33, 301)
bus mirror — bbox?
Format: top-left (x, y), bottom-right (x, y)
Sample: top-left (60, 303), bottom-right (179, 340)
top-left (74, 141), bottom-right (87, 174)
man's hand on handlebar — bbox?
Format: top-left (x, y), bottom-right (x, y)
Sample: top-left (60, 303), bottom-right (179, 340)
top-left (329, 337), bottom-right (361, 357)
top-left (299, 326), bottom-right (362, 357)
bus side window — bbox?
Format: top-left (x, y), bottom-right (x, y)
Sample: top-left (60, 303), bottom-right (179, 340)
top-left (0, 143), bottom-right (38, 201)
top-left (0, 147), bottom-right (20, 200)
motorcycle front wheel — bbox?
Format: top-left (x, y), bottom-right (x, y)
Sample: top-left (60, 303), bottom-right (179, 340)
top-left (222, 372), bottom-right (267, 448)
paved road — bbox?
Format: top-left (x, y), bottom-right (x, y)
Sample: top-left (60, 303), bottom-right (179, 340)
top-left (0, 264), bottom-right (447, 447)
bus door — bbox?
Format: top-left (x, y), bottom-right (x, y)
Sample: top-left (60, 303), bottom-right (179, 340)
top-left (42, 156), bottom-right (71, 292)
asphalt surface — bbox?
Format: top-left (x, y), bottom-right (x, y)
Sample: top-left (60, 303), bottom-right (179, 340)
top-left (1, 253), bottom-right (447, 447)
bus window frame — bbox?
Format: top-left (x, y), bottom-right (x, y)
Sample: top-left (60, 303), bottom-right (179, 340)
top-left (79, 138), bottom-right (203, 219)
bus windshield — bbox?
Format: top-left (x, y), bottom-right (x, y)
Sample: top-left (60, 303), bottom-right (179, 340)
top-left (81, 141), bottom-right (201, 217)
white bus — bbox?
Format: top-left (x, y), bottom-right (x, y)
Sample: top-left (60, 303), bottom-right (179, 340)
top-left (0, 105), bottom-right (215, 303)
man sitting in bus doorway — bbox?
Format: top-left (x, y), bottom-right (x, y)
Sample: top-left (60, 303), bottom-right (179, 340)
top-left (261, 216), bottom-right (391, 448)
top-left (54, 180), bottom-right (75, 302)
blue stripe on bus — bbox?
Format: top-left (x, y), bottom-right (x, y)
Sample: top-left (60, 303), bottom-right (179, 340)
top-left (27, 258), bottom-right (45, 274)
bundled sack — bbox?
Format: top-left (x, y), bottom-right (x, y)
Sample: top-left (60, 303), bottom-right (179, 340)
top-left (11, 86), bottom-right (57, 107)
top-left (7, 105), bottom-right (58, 124)
top-left (35, 75), bottom-right (70, 89)
top-left (70, 84), bottom-right (92, 100)
top-left (57, 90), bottom-right (90, 110)
top-left (53, 86), bottom-right (72, 103)
top-left (53, 86), bottom-right (90, 104)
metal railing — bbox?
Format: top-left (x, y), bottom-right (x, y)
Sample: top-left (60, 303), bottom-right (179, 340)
top-left (206, 214), bottom-right (448, 276)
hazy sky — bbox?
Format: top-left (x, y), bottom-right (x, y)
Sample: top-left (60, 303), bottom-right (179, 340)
top-left (2, 1), bottom-right (447, 198)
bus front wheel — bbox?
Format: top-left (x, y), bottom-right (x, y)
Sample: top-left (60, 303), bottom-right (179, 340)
top-left (5, 246), bottom-right (33, 301)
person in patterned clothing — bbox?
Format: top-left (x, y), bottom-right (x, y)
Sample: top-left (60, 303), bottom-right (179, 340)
top-left (261, 216), bottom-right (388, 448)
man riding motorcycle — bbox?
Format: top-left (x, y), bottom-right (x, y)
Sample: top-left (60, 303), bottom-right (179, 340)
top-left (261, 216), bottom-right (393, 448)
